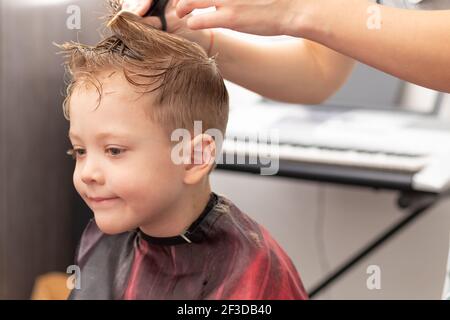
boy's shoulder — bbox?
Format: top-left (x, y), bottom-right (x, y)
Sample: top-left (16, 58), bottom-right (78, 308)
top-left (213, 194), bottom-right (283, 251)
top-left (73, 218), bottom-right (134, 267)
top-left (204, 194), bottom-right (309, 299)
top-left (69, 219), bottom-right (136, 299)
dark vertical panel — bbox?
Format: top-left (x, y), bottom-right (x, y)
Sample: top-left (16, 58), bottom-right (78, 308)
top-left (0, 0), bottom-right (105, 299)
top-left (0, 0), bottom-right (6, 300)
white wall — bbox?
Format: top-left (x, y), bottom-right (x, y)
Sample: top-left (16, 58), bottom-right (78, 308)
top-left (210, 170), bottom-right (450, 299)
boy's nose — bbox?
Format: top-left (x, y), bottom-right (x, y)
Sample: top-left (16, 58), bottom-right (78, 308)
top-left (80, 159), bottom-right (104, 185)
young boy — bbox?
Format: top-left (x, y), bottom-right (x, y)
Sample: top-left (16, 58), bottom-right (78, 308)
top-left (60, 7), bottom-right (308, 300)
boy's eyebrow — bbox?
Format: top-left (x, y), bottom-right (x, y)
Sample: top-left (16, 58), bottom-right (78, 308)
top-left (68, 131), bottom-right (129, 140)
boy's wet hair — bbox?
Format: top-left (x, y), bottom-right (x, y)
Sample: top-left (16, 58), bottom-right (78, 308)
top-left (56, 0), bottom-right (229, 136)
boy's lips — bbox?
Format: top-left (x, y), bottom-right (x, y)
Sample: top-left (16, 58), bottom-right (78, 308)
top-left (86, 195), bottom-right (120, 206)
top-left (88, 196), bottom-right (118, 201)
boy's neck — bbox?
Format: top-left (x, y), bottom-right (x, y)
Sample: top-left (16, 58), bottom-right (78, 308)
top-left (139, 180), bottom-right (213, 238)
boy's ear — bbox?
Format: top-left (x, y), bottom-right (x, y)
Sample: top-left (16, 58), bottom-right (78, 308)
top-left (183, 134), bottom-right (216, 185)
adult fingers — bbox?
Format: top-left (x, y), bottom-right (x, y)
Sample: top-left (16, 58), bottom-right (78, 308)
top-left (185, 10), bottom-right (230, 29)
top-left (176, 0), bottom-right (217, 19)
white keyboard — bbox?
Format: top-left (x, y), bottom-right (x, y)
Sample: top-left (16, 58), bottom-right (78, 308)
top-left (221, 139), bottom-right (429, 173)
top-left (222, 101), bottom-right (450, 192)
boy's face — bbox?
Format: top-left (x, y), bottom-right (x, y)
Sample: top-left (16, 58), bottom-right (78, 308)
top-left (68, 70), bottom-right (184, 235)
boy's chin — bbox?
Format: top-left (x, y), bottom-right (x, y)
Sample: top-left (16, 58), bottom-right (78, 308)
top-left (94, 215), bottom-right (136, 235)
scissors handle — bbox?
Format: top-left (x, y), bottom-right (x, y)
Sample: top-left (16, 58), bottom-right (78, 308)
top-left (143, 0), bottom-right (170, 31)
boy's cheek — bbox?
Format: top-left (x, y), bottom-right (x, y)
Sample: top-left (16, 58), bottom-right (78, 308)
top-left (72, 174), bottom-right (86, 199)
top-left (72, 172), bottom-right (81, 192)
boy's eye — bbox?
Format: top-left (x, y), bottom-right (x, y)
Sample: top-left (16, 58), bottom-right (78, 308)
top-left (66, 147), bottom-right (125, 159)
top-left (106, 147), bottom-right (125, 156)
top-left (66, 148), bottom-right (86, 160)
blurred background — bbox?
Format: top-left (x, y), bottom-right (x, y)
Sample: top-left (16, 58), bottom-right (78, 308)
top-left (1, 0), bottom-right (450, 299)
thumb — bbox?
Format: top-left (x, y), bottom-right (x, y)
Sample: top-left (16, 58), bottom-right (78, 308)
top-left (186, 10), bottom-right (227, 30)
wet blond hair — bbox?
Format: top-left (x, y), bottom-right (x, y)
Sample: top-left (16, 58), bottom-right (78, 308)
top-left (57, 0), bottom-right (228, 137)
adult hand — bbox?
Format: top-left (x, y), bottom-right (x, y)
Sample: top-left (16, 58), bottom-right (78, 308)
top-left (175, 0), bottom-right (304, 36)
top-left (121, 0), bottom-right (190, 36)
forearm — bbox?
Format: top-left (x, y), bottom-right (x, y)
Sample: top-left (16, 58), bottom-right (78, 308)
top-left (297, 0), bottom-right (450, 93)
top-left (183, 30), bottom-right (354, 104)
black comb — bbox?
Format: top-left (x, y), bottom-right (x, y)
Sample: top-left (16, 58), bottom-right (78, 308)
top-left (143, 0), bottom-right (170, 31)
